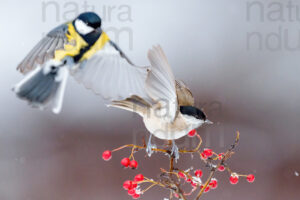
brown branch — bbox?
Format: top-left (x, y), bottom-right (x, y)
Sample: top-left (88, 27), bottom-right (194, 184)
top-left (112, 133), bottom-right (202, 156)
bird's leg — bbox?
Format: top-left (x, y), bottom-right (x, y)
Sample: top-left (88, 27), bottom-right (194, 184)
top-left (146, 133), bottom-right (156, 157)
top-left (171, 140), bottom-right (180, 162)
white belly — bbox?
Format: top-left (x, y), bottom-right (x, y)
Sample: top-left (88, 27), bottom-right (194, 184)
top-left (143, 111), bottom-right (202, 140)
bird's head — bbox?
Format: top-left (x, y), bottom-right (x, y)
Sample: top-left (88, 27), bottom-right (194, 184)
top-left (180, 106), bottom-right (212, 126)
top-left (74, 12), bottom-right (101, 35)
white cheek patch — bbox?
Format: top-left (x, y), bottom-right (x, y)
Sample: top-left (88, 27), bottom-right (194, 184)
top-left (74, 19), bottom-right (94, 35)
top-left (182, 114), bottom-right (204, 126)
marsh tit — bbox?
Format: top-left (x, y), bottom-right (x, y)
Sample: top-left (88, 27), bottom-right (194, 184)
top-left (13, 12), bottom-right (148, 114)
top-left (109, 45), bottom-right (212, 160)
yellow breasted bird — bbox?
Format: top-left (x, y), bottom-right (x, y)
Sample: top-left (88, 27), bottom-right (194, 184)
top-left (13, 12), bottom-right (148, 114)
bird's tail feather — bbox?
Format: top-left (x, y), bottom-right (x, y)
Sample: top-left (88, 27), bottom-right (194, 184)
top-left (109, 95), bottom-right (150, 116)
top-left (52, 67), bottom-right (69, 114)
top-left (13, 60), bottom-right (69, 114)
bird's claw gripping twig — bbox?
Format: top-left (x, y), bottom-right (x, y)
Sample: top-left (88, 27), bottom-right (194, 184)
top-left (171, 140), bottom-right (179, 162)
top-left (146, 134), bottom-right (156, 157)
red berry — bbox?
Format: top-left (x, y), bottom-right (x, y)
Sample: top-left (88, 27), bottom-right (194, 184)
top-left (131, 181), bottom-right (138, 189)
top-left (123, 180), bottom-right (133, 190)
top-left (130, 160), bottom-right (138, 169)
top-left (132, 193), bottom-right (140, 199)
top-left (174, 193), bottom-right (179, 198)
top-left (178, 172), bottom-right (186, 179)
top-left (247, 174), bottom-right (255, 183)
top-left (191, 181), bottom-right (198, 187)
top-left (128, 189), bottom-right (136, 195)
top-left (203, 148), bottom-right (213, 157)
top-left (134, 174), bottom-right (144, 182)
top-left (204, 186), bottom-right (210, 193)
top-left (121, 157), bottom-right (130, 167)
top-left (188, 129), bottom-right (197, 137)
top-left (218, 165), bottom-right (225, 172)
top-left (201, 153), bottom-right (208, 159)
top-left (102, 150), bottom-right (112, 161)
top-left (229, 173), bottom-right (239, 184)
top-left (195, 170), bottom-right (203, 178)
top-left (218, 153), bottom-right (224, 160)
top-left (209, 178), bottom-right (218, 189)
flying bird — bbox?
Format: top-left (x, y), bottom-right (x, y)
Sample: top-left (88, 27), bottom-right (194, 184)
top-left (109, 45), bottom-right (212, 160)
top-left (13, 12), bottom-right (148, 113)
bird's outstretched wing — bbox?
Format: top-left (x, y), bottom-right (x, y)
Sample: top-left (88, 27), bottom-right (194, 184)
top-left (17, 23), bottom-right (69, 74)
top-left (176, 80), bottom-right (194, 106)
top-left (146, 45), bottom-right (177, 122)
top-left (72, 41), bottom-right (149, 101)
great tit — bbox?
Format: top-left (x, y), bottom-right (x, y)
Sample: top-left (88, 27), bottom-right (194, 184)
top-left (13, 12), bottom-right (148, 114)
top-left (109, 45), bottom-right (212, 160)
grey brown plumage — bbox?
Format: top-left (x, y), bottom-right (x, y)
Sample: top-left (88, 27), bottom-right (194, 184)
top-left (110, 95), bottom-right (150, 116)
top-left (175, 80), bottom-right (194, 106)
top-left (17, 24), bottom-right (69, 74)
top-left (109, 45), bottom-right (208, 141)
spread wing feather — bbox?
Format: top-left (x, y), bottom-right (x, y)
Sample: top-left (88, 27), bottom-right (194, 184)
top-left (146, 45), bottom-right (177, 122)
top-left (72, 42), bottom-right (149, 101)
top-left (17, 23), bottom-right (69, 74)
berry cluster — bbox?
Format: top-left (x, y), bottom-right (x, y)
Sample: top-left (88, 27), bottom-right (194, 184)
top-left (176, 169), bottom-right (218, 193)
top-left (228, 173), bottom-right (255, 184)
top-left (102, 131), bottom-right (255, 199)
top-left (121, 157), bottom-right (138, 169)
top-left (123, 175), bottom-right (144, 199)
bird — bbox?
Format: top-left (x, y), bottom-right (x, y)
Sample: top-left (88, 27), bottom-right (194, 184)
top-left (13, 12), bottom-right (148, 114)
top-left (109, 45), bottom-right (212, 160)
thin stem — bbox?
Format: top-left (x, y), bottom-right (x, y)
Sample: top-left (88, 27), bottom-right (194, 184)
top-left (160, 168), bottom-right (179, 178)
top-left (112, 144), bottom-right (168, 154)
top-left (141, 183), bottom-right (158, 193)
top-left (129, 146), bottom-right (136, 160)
top-left (196, 131), bottom-right (240, 200)
top-left (179, 134), bottom-right (202, 153)
top-left (170, 156), bottom-right (174, 172)
top-left (195, 169), bottom-right (215, 199)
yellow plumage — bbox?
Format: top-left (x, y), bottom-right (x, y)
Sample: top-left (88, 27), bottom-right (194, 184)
top-left (80, 31), bottom-right (109, 61)
top-left (54, 23), bottom-right (110, 62)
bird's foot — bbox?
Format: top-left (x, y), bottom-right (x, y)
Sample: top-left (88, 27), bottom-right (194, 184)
top-left (146, 134), bottom-right (156, 157)
top-left (171, 140), bottom-right (180, 162)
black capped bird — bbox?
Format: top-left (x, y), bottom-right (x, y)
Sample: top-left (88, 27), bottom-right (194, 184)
top-left (13, 12), bottom-right (148, 113)
top-left (109, 45), bottom-right (212, 160)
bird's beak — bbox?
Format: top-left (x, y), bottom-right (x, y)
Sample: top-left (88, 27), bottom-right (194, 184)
top-left (204, 119), bottom-right (213, 124)
top-left (96, 27), bottom-right (102, 33)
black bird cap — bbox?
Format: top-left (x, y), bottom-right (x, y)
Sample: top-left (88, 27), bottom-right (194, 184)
top-left (180, 106), bottom-right (206, 121)
top-left (76, 12), bottom-right (101, 29)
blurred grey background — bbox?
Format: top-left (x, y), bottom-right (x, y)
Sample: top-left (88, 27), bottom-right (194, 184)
top-left (0, 0), bottom-right (299, 199)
